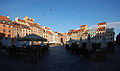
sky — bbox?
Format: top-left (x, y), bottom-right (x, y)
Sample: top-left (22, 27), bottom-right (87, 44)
top-left (0, 0), bottom-right (120, 37)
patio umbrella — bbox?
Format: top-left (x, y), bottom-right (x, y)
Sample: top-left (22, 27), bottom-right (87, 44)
top-left (15, 34), bottom-right (23, 48)
top-left (18, 34), bottom-right (47, 41)
top-left (86, 34), bottom-right (93, 51)
top-left (100, 36), bottom-right (107, 49)
top-left (67, 38), bottom-right (72, 47)
top-left (79, 37), bottom-right (82, 48)
top-left (41, 41), bottom-right (44, 48)
top-left (67, 38), bottom-right (78, 43)
top-left (31, 41), bottom-right (34, 45)
top-left (25, 41), bottom-right (30, 46)
top-left (67, 38), bottom-right (78, 47)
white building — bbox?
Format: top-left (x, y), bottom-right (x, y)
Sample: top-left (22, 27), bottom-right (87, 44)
top-left (104, 28), bottom-right (114, 42)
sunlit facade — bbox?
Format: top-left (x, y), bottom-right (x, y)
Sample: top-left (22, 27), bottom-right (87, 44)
top-left (0, 15), bottom-right (13, 38)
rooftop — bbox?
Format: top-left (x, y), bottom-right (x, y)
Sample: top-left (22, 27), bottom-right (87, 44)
top-left (0, 15), bottom-right (10, 21)
top-left (80, 25), bottom-right (87, 27)
top-left (18, 19), bottom-right (26, 23)
top-left (47, 31), bottom-right (53, 35)
top-left (98, 22), bottom-right (106, 26)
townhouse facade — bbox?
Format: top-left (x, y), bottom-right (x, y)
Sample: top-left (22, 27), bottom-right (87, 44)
top-left (0, 15), bottom-right (13, 38)
top-left (97, 22), bottom-right (107, 40)
top-left (0, 15), bottom-right (115, 44)
top-left (104, 28), bottom-right (114, 41)
top-left (88, 29), bottom-right (97, 40)
top-left (64, 22), bottom-right (114, 42)
top-left (0, 15), bottom-right (62, 44)
top-left (65, 25), bottom-right (88, 42)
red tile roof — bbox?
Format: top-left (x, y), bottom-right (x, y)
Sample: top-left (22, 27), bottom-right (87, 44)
top-left (0, 15), bottom-right (10, 21)
top-left (47, 31), bottom-right (53, 35)
top-left (98, 27), bottom-right (106, 29)
top-left (52, 31), bottom-right (55, 33)
top-left (18, 19), bottom-right (26, 23)
top-left (45, 27), bottom-right (50, 30)
top-left (80, 25), bottom-right (87, 27)
top-left (34, 23), bottom-right (40, 28)
top-left (84, 30), bottom-right (88, 34)
top-left (98, 22), bottom-right (106, 26)
top-left (28, 22), bottom-right (36, 27)
top-left (67, 32), bottom-right (72, 35)
top-left (28, 23), bottom-right (41, 28)
top-left (69, 29), bottom-right (75, 32)
top-left (12, 21), bottom-right (20, 28)
top-left (76, 29), bottom-right (84, 32)
top-left (12, 21), bottom-right (17, 23)
top-left (27, 18), bottom-right (34, 22)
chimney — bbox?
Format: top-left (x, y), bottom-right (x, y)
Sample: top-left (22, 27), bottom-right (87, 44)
top-left (32, 18), bottom-right (35, 21)
top-left (6, 16), bottom-right (9, 18)
top-left (15, 17), bottom-right (18, 21)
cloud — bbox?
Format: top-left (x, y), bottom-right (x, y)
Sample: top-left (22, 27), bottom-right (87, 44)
top-left (107, 22), bottom-right (120, 29)
top-left (89, 25), bottom-right (98, 29)
top-left (107, 22), bottom-right (120, 36)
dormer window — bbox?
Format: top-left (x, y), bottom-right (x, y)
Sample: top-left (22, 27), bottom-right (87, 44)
top-left (2, 20), bottom-right (5, 23)
top-left (8, 22), bottom-right (11, 24)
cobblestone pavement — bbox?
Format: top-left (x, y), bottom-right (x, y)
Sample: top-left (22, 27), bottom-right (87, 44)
top-left (0, 46), bottom-right (120, 71)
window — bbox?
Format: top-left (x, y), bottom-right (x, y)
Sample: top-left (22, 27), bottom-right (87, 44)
top-left (9, 26), bottom-right (11, 28)
top-left (8, 35), bottom-right (11, 37)
top-left (14, 32), bottom-right (16, 35)
top-left (3, 25), bottom-right (5, 27)
top-left (9, 30), bottom-right (11, 33)
top-left (3, 29), bottom-right (5, 32)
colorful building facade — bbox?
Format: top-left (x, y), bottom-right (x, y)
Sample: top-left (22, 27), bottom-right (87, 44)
top-left (88, 29), bottom-right (97, 40)
top-left (0, 15), bottom-right (13, 38)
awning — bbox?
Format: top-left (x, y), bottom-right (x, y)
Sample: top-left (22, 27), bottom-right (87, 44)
top-left (18, 34), bottom-right (47, 41)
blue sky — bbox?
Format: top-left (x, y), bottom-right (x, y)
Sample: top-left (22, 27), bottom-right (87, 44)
top-left (0, 0), bottom-right (120, 36)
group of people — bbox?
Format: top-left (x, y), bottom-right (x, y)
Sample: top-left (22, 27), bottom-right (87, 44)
top-left (65, 42), bottom-right (95, 57)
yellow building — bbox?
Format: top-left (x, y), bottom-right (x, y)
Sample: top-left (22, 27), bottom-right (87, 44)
top-left (80, 25), bottom-right (87, 32)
